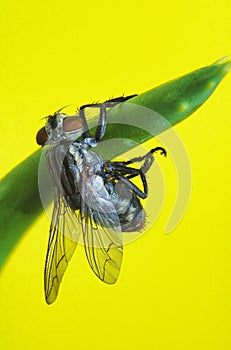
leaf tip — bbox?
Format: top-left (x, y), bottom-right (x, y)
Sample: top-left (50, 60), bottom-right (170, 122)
top-left (213, 56), bottom-right (231, 73)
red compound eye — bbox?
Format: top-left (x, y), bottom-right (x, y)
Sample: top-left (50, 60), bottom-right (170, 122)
top-left (63, 116), bottom-right (83, 132)
top-left (36, 127), bottom-right (48, 146)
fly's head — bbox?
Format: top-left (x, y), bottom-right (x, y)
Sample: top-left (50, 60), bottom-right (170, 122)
top-left (36, 111), bottom-right (83, 146)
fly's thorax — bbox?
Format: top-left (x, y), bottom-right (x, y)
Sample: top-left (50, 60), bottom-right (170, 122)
top-left (84, 150), bottom-right (104, 173)
top-left (68, 142), bottom-right (103, 175)
top-left (68, 142), bottom-right (85, 172)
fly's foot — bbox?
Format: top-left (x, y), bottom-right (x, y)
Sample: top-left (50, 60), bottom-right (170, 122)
top-left (150, 147), bottom-right (167, 157)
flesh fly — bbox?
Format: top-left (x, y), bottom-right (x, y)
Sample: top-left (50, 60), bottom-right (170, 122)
top-left (36, 96), bottom-right (166, 304)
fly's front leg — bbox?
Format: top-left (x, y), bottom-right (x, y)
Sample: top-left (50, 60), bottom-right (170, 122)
top-left (79, 103), bottom-right (107, 144)
top-left (79, 105), bottom-right (91, 139)
top-left (103, 94), bottom-right (138, 104)
top-left (94, 95), bottom-right (138, 142)
top-left (79, 95), bottom-right (138, 144)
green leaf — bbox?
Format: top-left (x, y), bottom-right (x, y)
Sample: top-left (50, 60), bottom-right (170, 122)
top-left (0, 58), bottom-right (230, 268)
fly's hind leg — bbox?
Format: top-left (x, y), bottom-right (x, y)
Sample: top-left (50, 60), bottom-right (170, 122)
top-left (139, 147), bottom-right (166, 174)
top-left (104, 146), bottom-right (166, 177)
top-left (120, 146), bottom-right (166, 170)
top-left (103, 146), bottom-right (166, 197)
top-left (102, 162), bottom-right (148, 198)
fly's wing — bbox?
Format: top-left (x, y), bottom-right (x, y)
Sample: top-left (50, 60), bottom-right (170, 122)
top-left (44, 192), bottom-right (80, 304)
top-left (80, 176), bottom-right (123, 284)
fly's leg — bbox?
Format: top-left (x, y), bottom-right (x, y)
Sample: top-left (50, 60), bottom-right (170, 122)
top-left (107, 146), bottom-right (166, 174)
top-left (113, 173), bottom-right (147, 199)
top-left (95, 95), bottom-right (137, 141)
top-left (79, 105), bottom-right (90, 139)
top-left (102, 163), bottom-right (148, 198)
top-left (79, 95), bottom-right (138, 144)
top-left (140, 147), bottom-right (166, 173)
top-left (102, 146), bottom-right (166, 198)
top-left (119, 147), bottom-right (166, 167)
top-left (104, 146), bottom-right (166, 175)
top-left (150, 147), bottom-right (167, 156)
top-left (103, 94), bottom-right (138, 104)
top-left (79, 103), bottom-right (110, 143)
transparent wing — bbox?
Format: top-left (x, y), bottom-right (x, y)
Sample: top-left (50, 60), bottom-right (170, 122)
top-left (80, 176), bottom-right (123, 284)
top-left (44, 192), bottom-right (80, 304)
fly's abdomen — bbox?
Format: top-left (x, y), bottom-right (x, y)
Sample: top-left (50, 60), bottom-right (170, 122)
top-left (105, 181), bottom-right (146, 232)
top-left (118, 194), bottom-right (145, 232)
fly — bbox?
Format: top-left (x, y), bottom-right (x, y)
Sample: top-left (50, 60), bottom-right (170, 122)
top-left (36, 95), bottom-right (167, 304)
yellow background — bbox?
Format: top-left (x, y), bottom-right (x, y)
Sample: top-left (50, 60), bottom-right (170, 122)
top-left (0, 0), bottom-right (231, 349)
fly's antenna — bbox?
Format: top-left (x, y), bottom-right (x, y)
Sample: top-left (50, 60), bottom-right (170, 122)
top-left (40, 105), bottom-right (72, 121)
top-left (55, 105), bottom-right (72, 114)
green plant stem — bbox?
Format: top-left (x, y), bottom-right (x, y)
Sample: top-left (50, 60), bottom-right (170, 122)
top-left (0, 58), bottom-right (230, 268)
